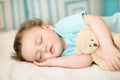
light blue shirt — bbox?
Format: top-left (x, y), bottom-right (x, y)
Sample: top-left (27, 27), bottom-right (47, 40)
top-left (54, 10), bottom-right (87, 56)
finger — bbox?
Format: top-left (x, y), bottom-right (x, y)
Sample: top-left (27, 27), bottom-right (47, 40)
top-left (114, 57), bottom-right (120, 71)
top-left (33, 60), bottom-right (44, 66)
top-left (117, 59), bottom-right (120, 68)
top-left (118, 62), bottom-right (120, 71)
top-left (33, 61), bottom-right (40, 65)
top-left (110, 58), bottom-right (120, 71)
top-left (105, 59), bottom-right (116, 71)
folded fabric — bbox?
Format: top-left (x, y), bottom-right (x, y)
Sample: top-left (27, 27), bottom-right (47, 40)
top-left (102, 12), bottom-right (120, 33)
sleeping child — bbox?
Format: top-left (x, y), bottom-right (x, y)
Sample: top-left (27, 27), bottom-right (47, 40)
top-left (13, 10), bottom-right (120, 71)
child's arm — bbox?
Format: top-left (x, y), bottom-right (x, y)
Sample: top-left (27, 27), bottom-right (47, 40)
top-left (33, 54), bottom-right (93, 68)
top-left (33, 14), bottom-right (120, 71)
top-left (83, 15), bottom-right (120, 71)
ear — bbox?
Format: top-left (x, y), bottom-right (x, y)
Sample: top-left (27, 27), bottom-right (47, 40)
top-left (42, 24), bottom-right (54, 30)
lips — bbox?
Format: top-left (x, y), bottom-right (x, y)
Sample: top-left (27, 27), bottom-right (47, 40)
top-left (50, 45), bottom-right (53, 54)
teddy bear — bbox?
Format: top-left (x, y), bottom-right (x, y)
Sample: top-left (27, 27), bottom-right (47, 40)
top-left (75, 25), bottom-right (120, 70)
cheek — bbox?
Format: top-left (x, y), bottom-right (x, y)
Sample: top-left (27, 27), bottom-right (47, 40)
top-left (48, 37), bottom-right (56, 42)
top-left (43, 32), bottom-right (60, 46)
top-left (41, 53), bottom-right (54, 61)
top-left (46, 34), bottom-right (57, 42)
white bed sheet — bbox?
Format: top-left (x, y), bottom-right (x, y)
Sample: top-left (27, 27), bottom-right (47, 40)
top-left (1, 60), bottom-right (120, 80)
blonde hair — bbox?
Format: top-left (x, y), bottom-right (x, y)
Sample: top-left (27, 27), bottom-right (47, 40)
top-left (13, 18), bottom-right (43, 61)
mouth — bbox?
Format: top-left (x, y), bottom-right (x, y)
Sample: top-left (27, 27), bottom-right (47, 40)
top-left (50, 45), bottom-right (54, 54)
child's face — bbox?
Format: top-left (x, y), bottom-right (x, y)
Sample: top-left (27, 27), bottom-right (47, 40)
top-left (21, 24), bottom-right (65, 62)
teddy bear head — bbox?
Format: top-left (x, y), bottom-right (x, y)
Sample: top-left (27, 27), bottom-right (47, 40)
top-left (76, 26), bottom-right (100, 54)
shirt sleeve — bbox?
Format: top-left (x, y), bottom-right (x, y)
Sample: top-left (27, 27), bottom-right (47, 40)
top-left (54, 10), bottom-right (88, 38)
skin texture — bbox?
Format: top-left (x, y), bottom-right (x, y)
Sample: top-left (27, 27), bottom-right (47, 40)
top-left (21, 24), bottom-right (66, 62)
top-left (21, 15), bottom-right (120, 71)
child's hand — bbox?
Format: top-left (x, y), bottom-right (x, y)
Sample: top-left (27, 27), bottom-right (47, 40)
top-left (33, 57), bottom-right (57, 67)
top-left (101, 46), bottom-right (120, 71)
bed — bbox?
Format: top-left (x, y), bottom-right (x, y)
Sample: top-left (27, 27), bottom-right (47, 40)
top-left (1, 0), bottom-right (120, 79)
top-left (0, 13), bottom-right (120, 80)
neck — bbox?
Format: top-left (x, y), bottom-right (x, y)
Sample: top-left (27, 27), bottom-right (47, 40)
top-left (61, 38), bottom-right (67, 49)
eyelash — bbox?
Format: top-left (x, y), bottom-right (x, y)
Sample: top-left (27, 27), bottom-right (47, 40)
top-left (39, 36), bottom-right (43, 45)
top-left (37, 36), bottom-right (42, 45)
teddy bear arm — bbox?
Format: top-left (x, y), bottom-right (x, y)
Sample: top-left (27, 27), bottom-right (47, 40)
top-left (92, 49), bottom-right (110, 70)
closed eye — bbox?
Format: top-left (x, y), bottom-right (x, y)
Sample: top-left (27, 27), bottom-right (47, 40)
top-left (38, 35), bottom-right (43, 45)
top-left (35, 35), bottom-right (42, 45)
top-left (39, 36), bottom-right (43, 45)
